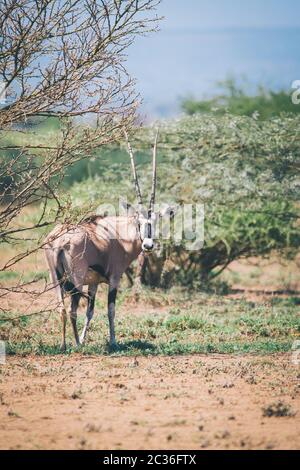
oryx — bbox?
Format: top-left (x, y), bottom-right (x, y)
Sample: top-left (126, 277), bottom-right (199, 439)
top-left (44, 131), bottom-right (165, 351)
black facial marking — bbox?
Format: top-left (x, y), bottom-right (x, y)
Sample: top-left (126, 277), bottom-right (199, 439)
top-left (143, 222), bottom-right (152, 239)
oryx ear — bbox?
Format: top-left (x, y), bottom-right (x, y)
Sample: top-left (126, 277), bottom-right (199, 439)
top-left (120, 198), bottom-right (136, 216)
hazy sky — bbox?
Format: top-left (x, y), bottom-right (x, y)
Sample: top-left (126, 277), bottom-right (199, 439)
top-left (157, 0), bottom-right (300, 30)
top-left (127, 1), bottom-right (300, 118)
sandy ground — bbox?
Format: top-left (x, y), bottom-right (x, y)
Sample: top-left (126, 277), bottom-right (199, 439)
top-left (0, 354), bottom-right (299, 450)
top-left (1, 248), bottom-right (299, 450)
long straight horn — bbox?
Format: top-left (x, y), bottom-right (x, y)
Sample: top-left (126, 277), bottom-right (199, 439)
top-left (149, 128), bottom-right (159, 213)
top-left (124, 130), bottom-right (143, 207)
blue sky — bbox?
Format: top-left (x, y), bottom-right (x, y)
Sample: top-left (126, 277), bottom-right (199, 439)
top-left (127, 0), bottom-right (300, 118)
top-left (157, 0), bottom-right (300, 30)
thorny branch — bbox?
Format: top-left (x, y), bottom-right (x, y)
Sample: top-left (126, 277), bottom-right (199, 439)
top-left (0, 0), bottom-right (161, 316)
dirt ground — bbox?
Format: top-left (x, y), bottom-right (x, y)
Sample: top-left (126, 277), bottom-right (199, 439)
top-left (0, 354), bottom-right (299, 450)
top-left (1, 247), bottom-right (299, 450)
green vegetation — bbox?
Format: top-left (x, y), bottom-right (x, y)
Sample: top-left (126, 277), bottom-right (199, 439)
top-left (181, 79), bottom-right (300, 120)
top-left (65, 113), bottom-right (300, 286)
top-left (1, 0), bottom-right (298, 364)
top-left (0, 269), bottom-right (48, 283)
top-left (3, 110), bottom-right (299, 288)
top-left (2, 290), bottom-right (299, 356)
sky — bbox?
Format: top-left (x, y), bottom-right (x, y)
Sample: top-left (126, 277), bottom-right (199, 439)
top-left (156, 0), bottom-right (300, 31)
top-left (126, 0), bottom-right (300, 118)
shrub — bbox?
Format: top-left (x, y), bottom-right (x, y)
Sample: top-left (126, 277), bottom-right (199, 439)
top-left (66, 113), bottom-right (300, 287)
top-left (181, 79), bottom-right (300, 120)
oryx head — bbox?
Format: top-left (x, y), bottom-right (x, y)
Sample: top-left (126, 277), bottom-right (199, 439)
top-left (124, 129), bottom-right (161, 254)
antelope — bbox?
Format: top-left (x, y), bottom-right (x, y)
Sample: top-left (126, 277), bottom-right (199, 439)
top-left (44, 131), bottom-right (167, 351)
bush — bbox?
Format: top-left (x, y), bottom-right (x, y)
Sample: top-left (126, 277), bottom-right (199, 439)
top-left (66, 113), bottom-right (300, 287)
top-left (181, 79), bottom-right (300, 120)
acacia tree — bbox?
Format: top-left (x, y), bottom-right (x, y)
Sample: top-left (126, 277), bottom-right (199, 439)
top-left (0, 0), bottom-right (160, 317)
top-left (0, 0), bottom-right (160, 253)
top-left (68, 115), bottom-right (299, 288)
top-left (145, 114), bottom-right (300, 286)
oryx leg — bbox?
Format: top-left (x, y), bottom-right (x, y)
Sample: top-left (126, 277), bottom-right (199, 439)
top-left (134, 252), bottom-right (147, 289)
top-left (80, 284), bottom-right (98, 345)
top-left (108, 278), bottom-right (120, 347)
top-left (45, 251), bottom-right (67, 352)
top-left (69, 291), bottom-right (81, 347)
top-left (52, 283), bottom-right (67, 352)
top-left (56, 285), bottom-right (67, 352)
top-left (60, 293), bottom-right (67, 352)
top-left (63, 248), bottom-right (87, 348)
